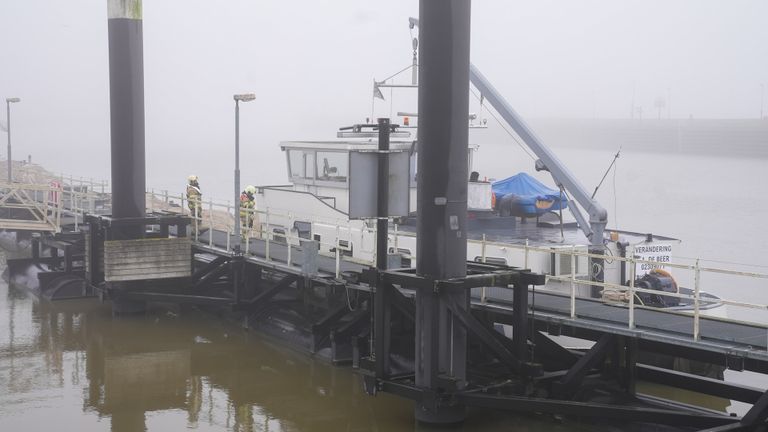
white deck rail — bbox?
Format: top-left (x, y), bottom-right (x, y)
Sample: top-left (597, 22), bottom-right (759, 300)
top-left (12, 181), bottom-right (764, 348)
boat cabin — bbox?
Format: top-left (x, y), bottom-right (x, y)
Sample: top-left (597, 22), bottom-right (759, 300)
top-left (280, 131), bottom-right (492, 216)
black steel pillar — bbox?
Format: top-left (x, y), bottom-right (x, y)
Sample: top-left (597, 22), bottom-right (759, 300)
top-left (107, 0), bottom-right (146, 315)
top-left (414, 0), bottom-right (471, 424)
top-left (376, 118), bottom-right (391, 271)
top-left (374, 118), bottom-right (391, 377)
top-left (108, 0), bottom-right (145, 240)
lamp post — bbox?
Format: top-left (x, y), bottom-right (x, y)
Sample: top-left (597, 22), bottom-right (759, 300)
top-left (233, 93), bottom-right (255, 252)
top-left (5, 97), bottom-right (20, 183)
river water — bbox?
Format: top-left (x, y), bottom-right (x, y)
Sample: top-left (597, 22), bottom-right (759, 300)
top-left (0, 269), bottom-right (605, 432)
top-left (1, 135), bottom-right (767, 430)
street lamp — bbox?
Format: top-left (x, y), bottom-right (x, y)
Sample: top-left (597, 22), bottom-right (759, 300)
top-left (233, 93), bottom-right (255, 252)
top-left (5, 97), bottom-right (20, 183)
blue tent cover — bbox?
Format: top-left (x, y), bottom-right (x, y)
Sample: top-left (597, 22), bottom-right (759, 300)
top-left (492, 172), bottom-right (568, 212)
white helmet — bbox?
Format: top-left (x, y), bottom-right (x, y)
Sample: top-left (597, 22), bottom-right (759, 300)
top-left (188, 175), bottom-right (198, 183)
top-left (245, 185), bottom-right (257, 194)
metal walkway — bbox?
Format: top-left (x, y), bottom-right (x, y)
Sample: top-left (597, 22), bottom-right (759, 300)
top-left (7, 204), bottom-right (768, 429)
top-left (190, 225), bottom-right (768, 370)
top-left (0, 183), bottom-right (62, 232)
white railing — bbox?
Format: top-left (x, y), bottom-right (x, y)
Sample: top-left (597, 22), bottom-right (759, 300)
top-left (0, 171), bottom-right (111, 232)
top-left (145, 191), bottom-right (374, 279)
top-left (0, 182), bottom-right (63, 232)
top-left (367, 225), bottom-right (768, 346)
top-left (63, 186), bottom-right (768, 346)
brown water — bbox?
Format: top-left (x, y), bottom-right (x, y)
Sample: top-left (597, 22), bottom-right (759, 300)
top-left (0, 256), bottom-right (605, 432)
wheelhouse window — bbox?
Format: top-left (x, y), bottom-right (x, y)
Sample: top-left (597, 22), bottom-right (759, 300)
top-left (288, 149), bottom-right (315, 180)
top-left (316, 151), bottom-right (348, 183)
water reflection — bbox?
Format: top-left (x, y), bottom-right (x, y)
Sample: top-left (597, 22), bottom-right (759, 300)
top-left (0, 275), bottom-right (414, 431)
top-left (7, 250), bottom-right (752, 432)
top-left (0, 266), bottom-right (595, 432)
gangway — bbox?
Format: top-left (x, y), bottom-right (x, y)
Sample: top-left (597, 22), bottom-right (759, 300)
top-left (0, 176), bottom-right (112, 233)
top-left (0, 182), bottom-right (62, 232)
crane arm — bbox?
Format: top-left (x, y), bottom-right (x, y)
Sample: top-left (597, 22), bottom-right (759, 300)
top-left (408, 17), bottom-right (607, 247)
top-left (468, 65), bottom-right (607, 247)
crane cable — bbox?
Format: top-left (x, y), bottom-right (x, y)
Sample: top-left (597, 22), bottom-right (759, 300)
top-left (469, 88), bottom-right (536, 161)
top-left (591, 147), bottom-right (621, 199)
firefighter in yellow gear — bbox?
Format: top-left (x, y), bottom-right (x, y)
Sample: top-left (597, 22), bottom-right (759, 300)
top-left (186, 175), bottom-right (203, 233)
top-left (239, 185), bottom-right (256, 237)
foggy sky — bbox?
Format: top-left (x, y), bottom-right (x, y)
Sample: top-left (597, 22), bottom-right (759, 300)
top-left (1, 0), bottom-right (766, 196)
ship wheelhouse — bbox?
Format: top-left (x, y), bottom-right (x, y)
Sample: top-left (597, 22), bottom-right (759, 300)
top-left (280, 134), bottom-right (489, 216)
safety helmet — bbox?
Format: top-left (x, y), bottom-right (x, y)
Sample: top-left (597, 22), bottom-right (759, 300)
top-left (245, 185), bottom-right (257, 195)
top-left (188, 175), bottom-right (198, 183)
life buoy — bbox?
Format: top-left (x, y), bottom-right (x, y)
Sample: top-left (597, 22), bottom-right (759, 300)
top-left (650, 268), bottom-right (679, 293)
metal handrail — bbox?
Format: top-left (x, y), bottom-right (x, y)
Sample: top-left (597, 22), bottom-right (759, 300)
top-left (112, 189), bottom-right (768, 345)
top-left (0, 182), bottom-right (64, 232)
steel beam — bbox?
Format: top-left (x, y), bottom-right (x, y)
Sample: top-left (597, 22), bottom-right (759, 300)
top-left (374, 281), bottom-right (392, 377)
top-left (638, 364), bottom-right (764, 404)
top-left (235, 274), bottom-right (298, 312)
top-left (312, 303), bottom-right (351, 353)
top-left (121, 292), bottom-right (233, 306)
top-left (457, 393), bottom-right (736, 429)
top-left (191, 256), bottom-right (229, 280)
top-left (389, 286), bottom-right (415, 322)
top-left (553, 333), bottom-right (614, 399)
top-left (739, 388), bottom-right (768, 427)
top-left (446, 294), bottom-right (522, 371)
top-left (532, 330), bottom-right (579, 370)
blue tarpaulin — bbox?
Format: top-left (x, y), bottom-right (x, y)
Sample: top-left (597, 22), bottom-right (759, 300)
top-left (492, 173), bottom-right (568, 216)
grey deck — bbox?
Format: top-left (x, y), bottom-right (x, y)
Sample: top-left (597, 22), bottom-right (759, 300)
top-left (477, 287), bottom-right (768, 362)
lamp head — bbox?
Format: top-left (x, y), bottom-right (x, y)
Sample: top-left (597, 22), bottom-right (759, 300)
top-left (6, 98), bottom-right (20, 103)
top-left (233, 93), bottom-right (255, 103)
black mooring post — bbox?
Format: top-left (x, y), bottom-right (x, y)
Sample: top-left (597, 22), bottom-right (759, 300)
top-left (374, 118), bottom-right (392, 378)
top-left (108, 0), bottom-right (146, 240)
top-left (414, 0), bottom-right (471, 424)
top-left (376, 118), bottom-right (390, 271)
top-left (107, 0), bottom-right (147, 315)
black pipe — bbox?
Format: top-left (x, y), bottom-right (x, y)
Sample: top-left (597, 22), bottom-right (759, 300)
top-left (415, 1), bottom-right (470, 279)
top-left (374, 118), bottom-right (391, 378)
top-left (108, 5), bottom-right (146, 240)
top-left (414, 0), bottom-right (471, 424)
top-left (376, 118), bottom-right (390, 271)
